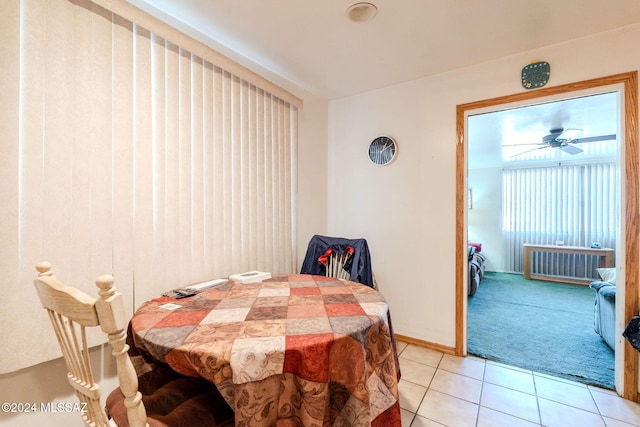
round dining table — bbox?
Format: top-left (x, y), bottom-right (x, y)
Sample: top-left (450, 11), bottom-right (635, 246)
top-left (129, 273), bottom-right (401, 426)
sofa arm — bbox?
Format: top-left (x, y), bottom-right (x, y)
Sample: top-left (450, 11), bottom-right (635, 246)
top-left (590, 280), bottom-right (616, 304)
top-left (589, 280), bottom-right (615, 292)
top-left (590, 280), bottom-right (616, 350)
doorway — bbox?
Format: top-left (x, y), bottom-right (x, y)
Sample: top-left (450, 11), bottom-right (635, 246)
top-left (466, 91), bottom-right (618, 389)
top-left (455, 72), bottom-right (639, 400)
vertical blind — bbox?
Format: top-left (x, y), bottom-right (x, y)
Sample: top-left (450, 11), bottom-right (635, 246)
top-left (502, 162), bottom-right (617, 278)
top-left (0, 0), bottom-right (298, 372)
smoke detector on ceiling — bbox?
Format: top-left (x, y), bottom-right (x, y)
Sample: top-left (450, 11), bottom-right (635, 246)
top-left (346, 2), bottom-right (378, 23)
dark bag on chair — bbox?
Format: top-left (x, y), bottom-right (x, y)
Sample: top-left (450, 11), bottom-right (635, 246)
top-left (623, 316), bottom-right (640, 352)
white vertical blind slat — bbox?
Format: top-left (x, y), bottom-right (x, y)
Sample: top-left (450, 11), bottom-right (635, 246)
top-left (276, 100), bottom-right (285, 274)
top-left (151, 33), bottom-right (167, 290)
top-left (0, 0), bottom-right (21, 360)
top-left (86, 5), bottom-right (114, 283)
top-left (264, 95), bottom-right (275, 271)
top-left (15, 0), bottom-right (48, 366)
top-left (212, 66), bottom-right (225, 278)
top-left (42, 0), bottom-right (71, 276)
top-left (255, 89), bottom-right (267, 270)
top-left (226, 74), bottom-right (235, 269)
top-left (191, 54), bottom-right (205, 278)
top-left (177, 47), bottom-right (191, 283)
top-left (163, 40), bottom-right (180, 289)
top-left (230, 76), bottom-right (242, 272)
top-left (202, 62), bottom-right (215, 276)
top-left (132, 25), bottom-right (156, 305)
top-left (290, 107), bottom-right (299, 271)
top-left (111, 13), bottom-right (135, 314)
top-left (241, 81), bottom-right (251, 269)
top-left (247, 84), bottom-right (258, 269)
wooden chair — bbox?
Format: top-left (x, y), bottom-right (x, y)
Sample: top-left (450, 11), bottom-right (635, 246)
top-left (325, 250), bottom-right (353, 281)
top-left (324, 249), bottom-right (380, 289)
top-left (300, 235), bottom-right (377, 289)
top-left (33, 261), bottom-right (234, 427)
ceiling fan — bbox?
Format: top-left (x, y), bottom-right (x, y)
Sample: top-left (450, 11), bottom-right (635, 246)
top-left (503, 128), bottom-right (616, 157)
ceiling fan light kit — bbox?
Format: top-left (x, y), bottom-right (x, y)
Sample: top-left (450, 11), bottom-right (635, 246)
top-left (549, 128), bottom-right (581, 142)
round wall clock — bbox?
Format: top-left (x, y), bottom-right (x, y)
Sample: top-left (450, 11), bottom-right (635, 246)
top-left (521, 60), bottom-right (550, 89)
top-left (368, 136), bottom-right (397, 166)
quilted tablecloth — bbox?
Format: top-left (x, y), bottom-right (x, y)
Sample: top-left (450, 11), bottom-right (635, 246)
top-left (129, 274), bottom-right (401, 426)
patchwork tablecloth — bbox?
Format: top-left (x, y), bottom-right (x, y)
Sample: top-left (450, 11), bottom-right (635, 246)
top-left (130, 274), bottom-right (401, 426)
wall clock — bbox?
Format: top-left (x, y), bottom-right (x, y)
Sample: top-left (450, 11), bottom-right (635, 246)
top-left (521, 60), bottom-right (550, 89)
top-left (368, 136), bottom-right (397, 166)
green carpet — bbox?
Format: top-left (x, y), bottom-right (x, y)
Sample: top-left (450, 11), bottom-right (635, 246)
top-left (468, 272), bottom-right (614, 389)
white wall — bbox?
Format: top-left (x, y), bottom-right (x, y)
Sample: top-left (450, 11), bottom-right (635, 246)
top-left (468, 167), bottom-right (505, 272)
top-left (327, 23), bottom-right (640, 346)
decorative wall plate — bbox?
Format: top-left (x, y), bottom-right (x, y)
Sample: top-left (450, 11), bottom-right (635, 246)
top-left (521, 61), bottom-right (550, 89)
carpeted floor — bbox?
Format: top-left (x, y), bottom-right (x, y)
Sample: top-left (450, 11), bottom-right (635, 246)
top-left (468, 271), bottom-right (615, 389)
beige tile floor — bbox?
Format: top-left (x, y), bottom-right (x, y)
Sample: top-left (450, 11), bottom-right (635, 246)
top-left (396, 340), bottom-right (640, 427)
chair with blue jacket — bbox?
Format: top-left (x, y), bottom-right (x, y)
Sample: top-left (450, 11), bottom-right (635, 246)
top-left (300, 235), bottom-right (376, 289)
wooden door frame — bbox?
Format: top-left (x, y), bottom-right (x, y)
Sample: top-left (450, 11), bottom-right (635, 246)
top-left (455, 72), bottom-right (639, 401)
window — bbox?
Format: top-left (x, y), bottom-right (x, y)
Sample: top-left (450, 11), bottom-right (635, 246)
top-left (502, 163), bottom-right (617, 277)
top-left (1, 0), bottom-right (300, 373)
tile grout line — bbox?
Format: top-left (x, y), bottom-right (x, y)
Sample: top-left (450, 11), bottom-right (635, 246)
top-left (532, 372), bottom-right (543, 426)
top-left (474, 358), bottom-right (487, 427)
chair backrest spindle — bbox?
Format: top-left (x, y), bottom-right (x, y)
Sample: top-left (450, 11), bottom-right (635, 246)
top-left (326, 251), bottom-right (352, 280)
top-left (95, 274), bottom-right (147, 427)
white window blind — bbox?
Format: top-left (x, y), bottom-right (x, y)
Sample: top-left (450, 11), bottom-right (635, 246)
top-left (502, 163), bottom-right (617, 278)
top-left (0, 0), bottom-right (299, 372)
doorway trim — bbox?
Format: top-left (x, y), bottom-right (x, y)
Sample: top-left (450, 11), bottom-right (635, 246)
top-left (455, 72), bottom-right (638, 400)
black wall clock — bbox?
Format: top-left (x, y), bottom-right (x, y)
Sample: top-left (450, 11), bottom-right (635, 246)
top-left (368, 136), bottom-right (397, 166)
top-left (521, 61), bottom-right (550, 89)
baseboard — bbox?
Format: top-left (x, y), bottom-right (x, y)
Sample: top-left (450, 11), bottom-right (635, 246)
top-left (395, 334), bottom-right (456, 355)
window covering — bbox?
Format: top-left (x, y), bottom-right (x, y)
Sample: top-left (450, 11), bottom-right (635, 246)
top-left (502, 162), bottom-right (618, 278)
top-left (0, 0), bottom-right (299, 373)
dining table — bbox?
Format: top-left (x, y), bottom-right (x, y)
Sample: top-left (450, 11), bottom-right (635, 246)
top-left (128, 273), bottom-right (402, 426)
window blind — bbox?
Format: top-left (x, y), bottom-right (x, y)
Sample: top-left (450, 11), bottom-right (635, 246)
top-left (0, 0), bottom-right (298, 373)
top-left (502, 163), bottom-right (618, 278)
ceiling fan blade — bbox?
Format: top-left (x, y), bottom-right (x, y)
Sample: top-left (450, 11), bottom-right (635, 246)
top-left (571, 134), bottom-right (616, 144)
top-left (501, 143), bottom-right (547, 148)
top-left (559, 144), bottom-right (583, 155)
top-left (510, 145), bottom-right (548, 158)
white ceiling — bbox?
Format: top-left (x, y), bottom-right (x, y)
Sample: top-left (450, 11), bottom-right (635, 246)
top-left (128, 0), bottom-right (640, 100)
top-left (127, 1), bottom-right (628, 171)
